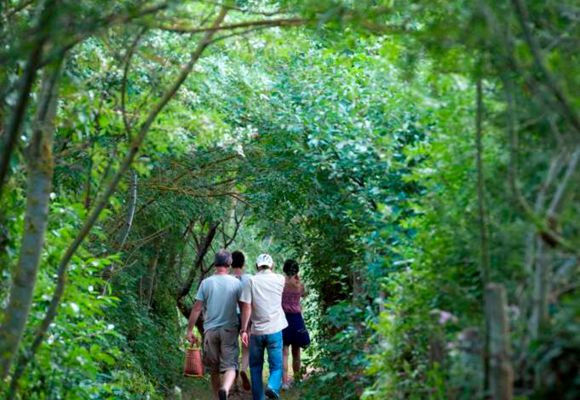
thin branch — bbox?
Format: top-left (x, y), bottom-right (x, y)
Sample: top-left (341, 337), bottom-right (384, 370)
top-left (547, 146), bottom-right (580, 216)
top-left (0, 2), bottom-right (169, 67)
top-left (176, 222), bottom-right (219, 317)
top-left (223, 206), bottom-right (245, 248)
top-left (123, 226), bottom-right (170, 265)
top-left (194, 0), bottom-right (287, 17)
top-left (503, 74), bottom-right (579, 255)
top-left (0, 0), bottom-right (53, 200)
top-left (121, 28), bottom-right (147, 138)
top-left (511, 0), bottom-right (580, 135)
top-left (208, 25), bottom-right (273, 45)
top-left (108, 154), bottom-right (240, 235)
top-left (481, 2), bottom-right (574, 145)
top-left (155, 17), bottom-right (306, 34)
top-left (534, 153), bottom-right (564, 213)
top-left (4, 0), bottom-right (35, 19)
top-left (93, 147), bottom-right (117, 198)
top-left (118, 170), bottom-right (138, 249)
top-left (182, 217), bottom-right (196, 239)
top-left (10, 7), bottom-right (229, 388)
top-left (146, 186), bottom-right (249, 205)
top-left (125, 225), bottom-right (170, 249)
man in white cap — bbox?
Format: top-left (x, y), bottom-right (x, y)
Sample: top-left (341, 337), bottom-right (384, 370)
top-left (240, 253), bottom-right (287, 400)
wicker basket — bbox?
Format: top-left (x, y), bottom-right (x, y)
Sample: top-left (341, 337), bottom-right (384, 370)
top-left (183, 345), bottom-right (203, 377)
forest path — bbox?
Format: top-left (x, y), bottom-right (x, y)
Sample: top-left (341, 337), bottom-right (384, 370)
top-left (183, 379), bottom-right (302, 400)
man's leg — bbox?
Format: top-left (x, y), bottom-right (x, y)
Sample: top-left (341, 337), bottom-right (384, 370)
top-left (204, 330), bottom-right (222, 399)
top-left (211, 372), bottom-right (221, 400)
top-left (221, 369), bottom-right (237, 396)
top-left (265, 331), bottom-right (283, 397)
top-left (249, 334), bottom-right (265, 400)
top-left (242, 344), bottom-right (250, 372)
top-left (219, 327), bottom-right (240, 398)
top-left (240, 344), bottom-right (251, 390)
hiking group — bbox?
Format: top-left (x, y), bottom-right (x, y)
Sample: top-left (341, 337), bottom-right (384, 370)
top-left (186, 250), bottom-right (310, 400)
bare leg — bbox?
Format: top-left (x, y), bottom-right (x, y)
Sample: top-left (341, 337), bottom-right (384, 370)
top-left (292, 345), bottom-right (301, 381)
top-left (211, 372), bottom-right (221, 400)
top-left (283, 345), bottom-right (290, 384)
top-left (241, 344), bottom-right (250, 372)
top-left (222, 369), bottom-right (237, 393)
top-left (239, 344), bottom-right (251, 390)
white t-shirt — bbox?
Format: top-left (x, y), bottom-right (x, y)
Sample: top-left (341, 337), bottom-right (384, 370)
top-left (240, 269), bottom-right (288, 335)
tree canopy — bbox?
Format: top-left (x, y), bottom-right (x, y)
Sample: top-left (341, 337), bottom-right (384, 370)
top-left (0, 0), bottom-right (578, 399)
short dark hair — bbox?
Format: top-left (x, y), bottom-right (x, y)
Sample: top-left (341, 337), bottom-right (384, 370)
top-left (231, 250), bottom-right (245, 268)
top-left (283, 259), bottom-right (299, 276)
top-left (214, 250), bottom-right (232, 267)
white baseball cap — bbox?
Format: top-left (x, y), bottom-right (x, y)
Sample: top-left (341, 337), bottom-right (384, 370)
top-left (256, 253), bottom-right (274, 268)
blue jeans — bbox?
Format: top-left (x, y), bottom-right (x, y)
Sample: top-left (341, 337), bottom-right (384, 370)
top-left (249, 331), bottom-right (283, 400)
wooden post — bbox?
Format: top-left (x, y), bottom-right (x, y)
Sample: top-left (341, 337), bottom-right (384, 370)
top-left (530, 237), bottom-right (549, 340)
top-left (485, 284), bottom-right (513, 400)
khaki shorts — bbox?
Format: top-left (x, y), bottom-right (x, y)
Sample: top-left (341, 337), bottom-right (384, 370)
top-left (203, 327), bottom-right (239, 373)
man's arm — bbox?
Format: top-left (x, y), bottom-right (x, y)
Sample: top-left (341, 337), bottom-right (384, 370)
top-left (186, 300), bottom-right (203, 344)
top-left (239, 301), bottom-right (251, 347)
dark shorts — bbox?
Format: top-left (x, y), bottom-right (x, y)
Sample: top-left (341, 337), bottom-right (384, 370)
top-left (282, 313), bottom-right (310, 348)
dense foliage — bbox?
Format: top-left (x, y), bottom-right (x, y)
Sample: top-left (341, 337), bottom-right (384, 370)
top-left (1, 0), bottom-right (578, 399)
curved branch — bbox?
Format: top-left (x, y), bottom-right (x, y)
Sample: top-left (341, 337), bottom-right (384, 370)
top-left (511, 0), bottom-right (580, 135)
top-left (3, 0), bottom-right (36, 19)
top-left (178, 222), bottom-right (220, 299)
top-left (155, 17), bottom-right (306, 34)
top-left (546, 146), bottom-right (580, 219)
top-left (503, 75), bottom-right (579, 255)
top-left (8, 7), bottom-right (229, 390)
top-left (120, 28), bottom-right (147, 138)
top-left (118, 170), bottom-right (138, 248)
top-left (176, 222), bottom-right (219, 323)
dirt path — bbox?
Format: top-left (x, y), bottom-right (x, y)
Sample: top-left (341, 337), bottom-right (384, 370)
top-left (183, 379), bottom-right (302, 399)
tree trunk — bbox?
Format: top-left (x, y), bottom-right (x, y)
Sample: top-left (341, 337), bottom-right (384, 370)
top-left (0, 63), bottom-right (61, 379)
top-left (485, 283), bottom-right (513, 400)
top-left (4, 7), bottom-right (230, 392)
top-left (475, 76), bottom-right (492, 394)
top-left (178, 222), bottom-right (219, 299)
top-left (529, 238), bottom-right (549, 340)
top-left (0, 0), bottom-right (55, 199)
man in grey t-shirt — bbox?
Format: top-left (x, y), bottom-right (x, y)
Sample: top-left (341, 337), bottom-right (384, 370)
top-left (187, 250), bottom-right (242, 400)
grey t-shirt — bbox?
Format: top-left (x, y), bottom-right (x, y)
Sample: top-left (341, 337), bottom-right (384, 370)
top-left (233, 273), bottom-right (251, 314)
top-left (240, 269), bottom-right (288, 335)
top-left (195, 274), bottom-right (242, 331)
